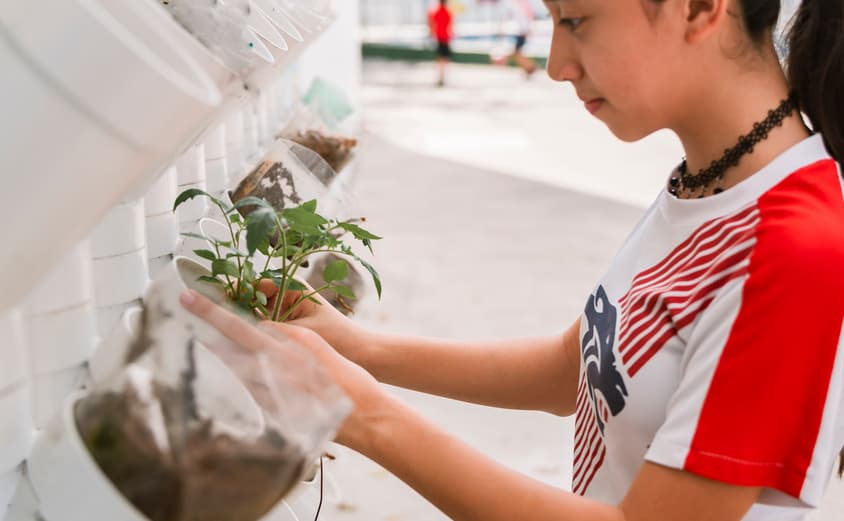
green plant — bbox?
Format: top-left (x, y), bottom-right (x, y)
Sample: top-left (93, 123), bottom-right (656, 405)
top-left (173, 189), bottom-right (381, 322)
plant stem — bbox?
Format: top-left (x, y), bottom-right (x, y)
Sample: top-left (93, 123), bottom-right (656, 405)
top-left (277, 284), bottom-right (332, 322)
top-left (215, 202), bottom-right (244, 300)
top-left (211, 240), bottom-right (236, 298)
top-left (271, 215), bottom-right (290, 322)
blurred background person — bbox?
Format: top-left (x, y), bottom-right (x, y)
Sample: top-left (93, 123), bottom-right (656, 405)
top-left (428, 0), bottom-right (454, 87)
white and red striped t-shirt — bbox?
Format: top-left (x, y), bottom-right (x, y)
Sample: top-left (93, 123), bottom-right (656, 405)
top-left (575, 133), bottom-right (844, 520)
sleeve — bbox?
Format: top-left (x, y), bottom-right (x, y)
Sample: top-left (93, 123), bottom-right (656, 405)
top-left (644, 227), bottom-right (844, 507)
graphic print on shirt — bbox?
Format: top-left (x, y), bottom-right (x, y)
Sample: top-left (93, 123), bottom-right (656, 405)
top-left (574, 203), bottom-right (761, 496)
top-left (616, 204), bottom-right (759, 377)
top-left (574, 285), bottom-right (627, 495)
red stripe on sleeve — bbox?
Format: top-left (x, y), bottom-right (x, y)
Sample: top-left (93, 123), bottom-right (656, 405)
top-left (685, 160), bottom-right (844, 498)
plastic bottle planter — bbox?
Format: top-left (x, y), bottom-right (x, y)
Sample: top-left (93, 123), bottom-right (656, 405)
top-left (22, 241), bottom-right (97, 429)
top-left (0, 383), bottom-right (31, 475)
top-left (4, 469), bottom-right (39, 521)
top-left (176, 145), bottom-right (210, 232)
top-left (91, 198), bottom-right (150, 337)
top-left (90, 199), bottom-right (146, 260)
top-left (204, 125), bottom-right (231, 199)
top-left (0, 309), bottom-right (29, 399)
top-left (144, 167), bottom-right (181, 279)
top-left (0, 0), bottom-right (222, 313)
top-left (143, 167), bottom-right (178, 218)
top-left (243, 104), bottom-right (263, 163)
top-left (0, 310), bottom-right (32, 478)
top-left (0, 464), bottom-right (23, 521)
top-left (179, 218), bottom-right (277, 274)
top-left (226, 110), bottom-right (248, 188)
top-left (27, 393), bottom-right (154, 521)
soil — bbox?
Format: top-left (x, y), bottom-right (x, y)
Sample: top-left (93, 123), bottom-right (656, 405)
top-left (77, 386), bottom-right (306, 521)
top-left (230, 160), bottom-right (302, 216)
top-left (287, 130), bottom-right (357, 174)
top-left (229, 160), bottom-right (308, 264)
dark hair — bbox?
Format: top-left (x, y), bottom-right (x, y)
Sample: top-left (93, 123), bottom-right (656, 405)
top-left (780, 0), bottom-right (844, 478)
top-left (784, 0), bottom-right (844, 163)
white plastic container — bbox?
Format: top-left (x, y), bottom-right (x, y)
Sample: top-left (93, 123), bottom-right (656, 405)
top-left (24, 241), bottom-right (94, 316)
top-left (226, 110), bottom-right (247, 182)
top-left (204, 124), bottom-right (227, 160)
top-left (176, 144), bottom-right (207, 186)
top-left (0, 309), bottom-right (28, 392)
top-left (91, 199), bottom-right (146, 259)
top-left (5, 470), bottom-right (39, 521)
top-left (89, 307), bottom-right (142, 384)
top-left (92, 249), bottom-right (150, 307)
top-left (146, 211), bottom-right (181, 259)
top-left (148, 254), bottom-right (175, 279)
top-left (26, 303), bottom-right (97, 375)
top-left (206, 157), bottom-right (230, 196)
top-left (0, 464), bottom-right (22, 521)
top-left (95, 299), bottom-right (142, 339)
top-left (30, 366), bottom-right (88, 430)
top-left (0, 0), bottom-right (222, 153)
top-left (0, 384), bottom-right (32, 473)
top-left (28, 393), bottom-right (150, 521)
top-left (0, 31), bottom-right (141, 315)
top-left (143, 166), bottom-right (178, 218)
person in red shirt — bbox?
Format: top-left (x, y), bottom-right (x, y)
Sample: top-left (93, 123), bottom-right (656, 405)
top-left (428, 0), bottom-right (453, 87)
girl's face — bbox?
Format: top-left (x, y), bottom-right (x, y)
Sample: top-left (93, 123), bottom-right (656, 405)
top-left (544, 0), bottom-right (691, 141)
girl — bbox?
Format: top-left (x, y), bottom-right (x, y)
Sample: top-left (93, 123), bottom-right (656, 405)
top-left (181, 0), bottom-right (844, 519)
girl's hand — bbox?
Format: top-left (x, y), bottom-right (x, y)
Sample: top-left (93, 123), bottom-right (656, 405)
top-left (257, 279), bottom-right (377, 369)
top-left (180, 288), bottom-right (392, 451)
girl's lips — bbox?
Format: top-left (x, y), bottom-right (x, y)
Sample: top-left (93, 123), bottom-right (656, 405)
top-left (585, 98), bottom-right (604, 114)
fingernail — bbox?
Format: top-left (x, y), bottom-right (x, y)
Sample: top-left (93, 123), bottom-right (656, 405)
top-left (179, 289), bottom-right (196, 307)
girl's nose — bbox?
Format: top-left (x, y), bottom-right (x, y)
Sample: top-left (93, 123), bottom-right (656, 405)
top-left (546, 33), bottom-right (583, 83)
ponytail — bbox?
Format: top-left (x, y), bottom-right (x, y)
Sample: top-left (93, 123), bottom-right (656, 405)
top-left (784, 0), bottom-right (844, 163)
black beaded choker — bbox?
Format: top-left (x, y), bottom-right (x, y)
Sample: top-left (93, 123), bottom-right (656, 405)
top-left (669, 93), bottom-right (798, 199)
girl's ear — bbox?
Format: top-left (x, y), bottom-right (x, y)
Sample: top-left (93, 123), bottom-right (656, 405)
top-left (683, 0), bottom-right (730, 44)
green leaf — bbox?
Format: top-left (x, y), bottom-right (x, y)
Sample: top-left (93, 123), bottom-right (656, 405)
top-left (337, 222), bottom-right (382, 241)
top-left (287, 279), bottom-right (308, 292)
top-left (354, 256), bottom-right (382, 299)
top-left (302, 200), bottom-right (318, 213)
top-left (181, 232), bottom-right (209, 241)
top-left (229, 213), bottom-right (243, 224)
top-left (233, 196), bottom-right (275, 212)
top-left (246, 207), bottom-right (278, 256)
top-left (211, 259), bottom-right (239, 278)
top-left (193, 249), bottom-right (217, 262)
top-left (256, 291), bottom-right (268, 307)
top-left (196, 275), bottom-right (224, 286)
top-left (173, 188), bottom-right (211, 212)
top-left (238, 281), bottom-right (254, 303)
top-left (331, 285), bottom-right (356, 299)
top-left (243, 260), bottom-right (257, 282)
top-left (323, 260), bottom-right (348, 283)
top-left (282, 206), bottom-right (329, 228)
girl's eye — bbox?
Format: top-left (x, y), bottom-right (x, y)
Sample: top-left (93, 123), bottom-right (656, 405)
top-left (558, 17), bottom-right (584, 32)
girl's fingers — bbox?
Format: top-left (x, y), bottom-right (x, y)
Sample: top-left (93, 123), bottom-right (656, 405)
top-left (179, 289), bottom-right (273, 352)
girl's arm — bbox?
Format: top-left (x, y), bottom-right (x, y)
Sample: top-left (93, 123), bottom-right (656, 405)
top-left (358, 393), bottom-right (761, 521)
top-left (366, 319), bottom-right (581, 416)
top-left (271, 281), bottom-right (582, 415)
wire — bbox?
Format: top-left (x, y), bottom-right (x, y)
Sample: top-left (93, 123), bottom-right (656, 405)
top-left (313, 456), bottom-right (325, 521)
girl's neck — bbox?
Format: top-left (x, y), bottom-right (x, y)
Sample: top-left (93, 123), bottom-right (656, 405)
top-left (671, 57), bottom-right (812, 193)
